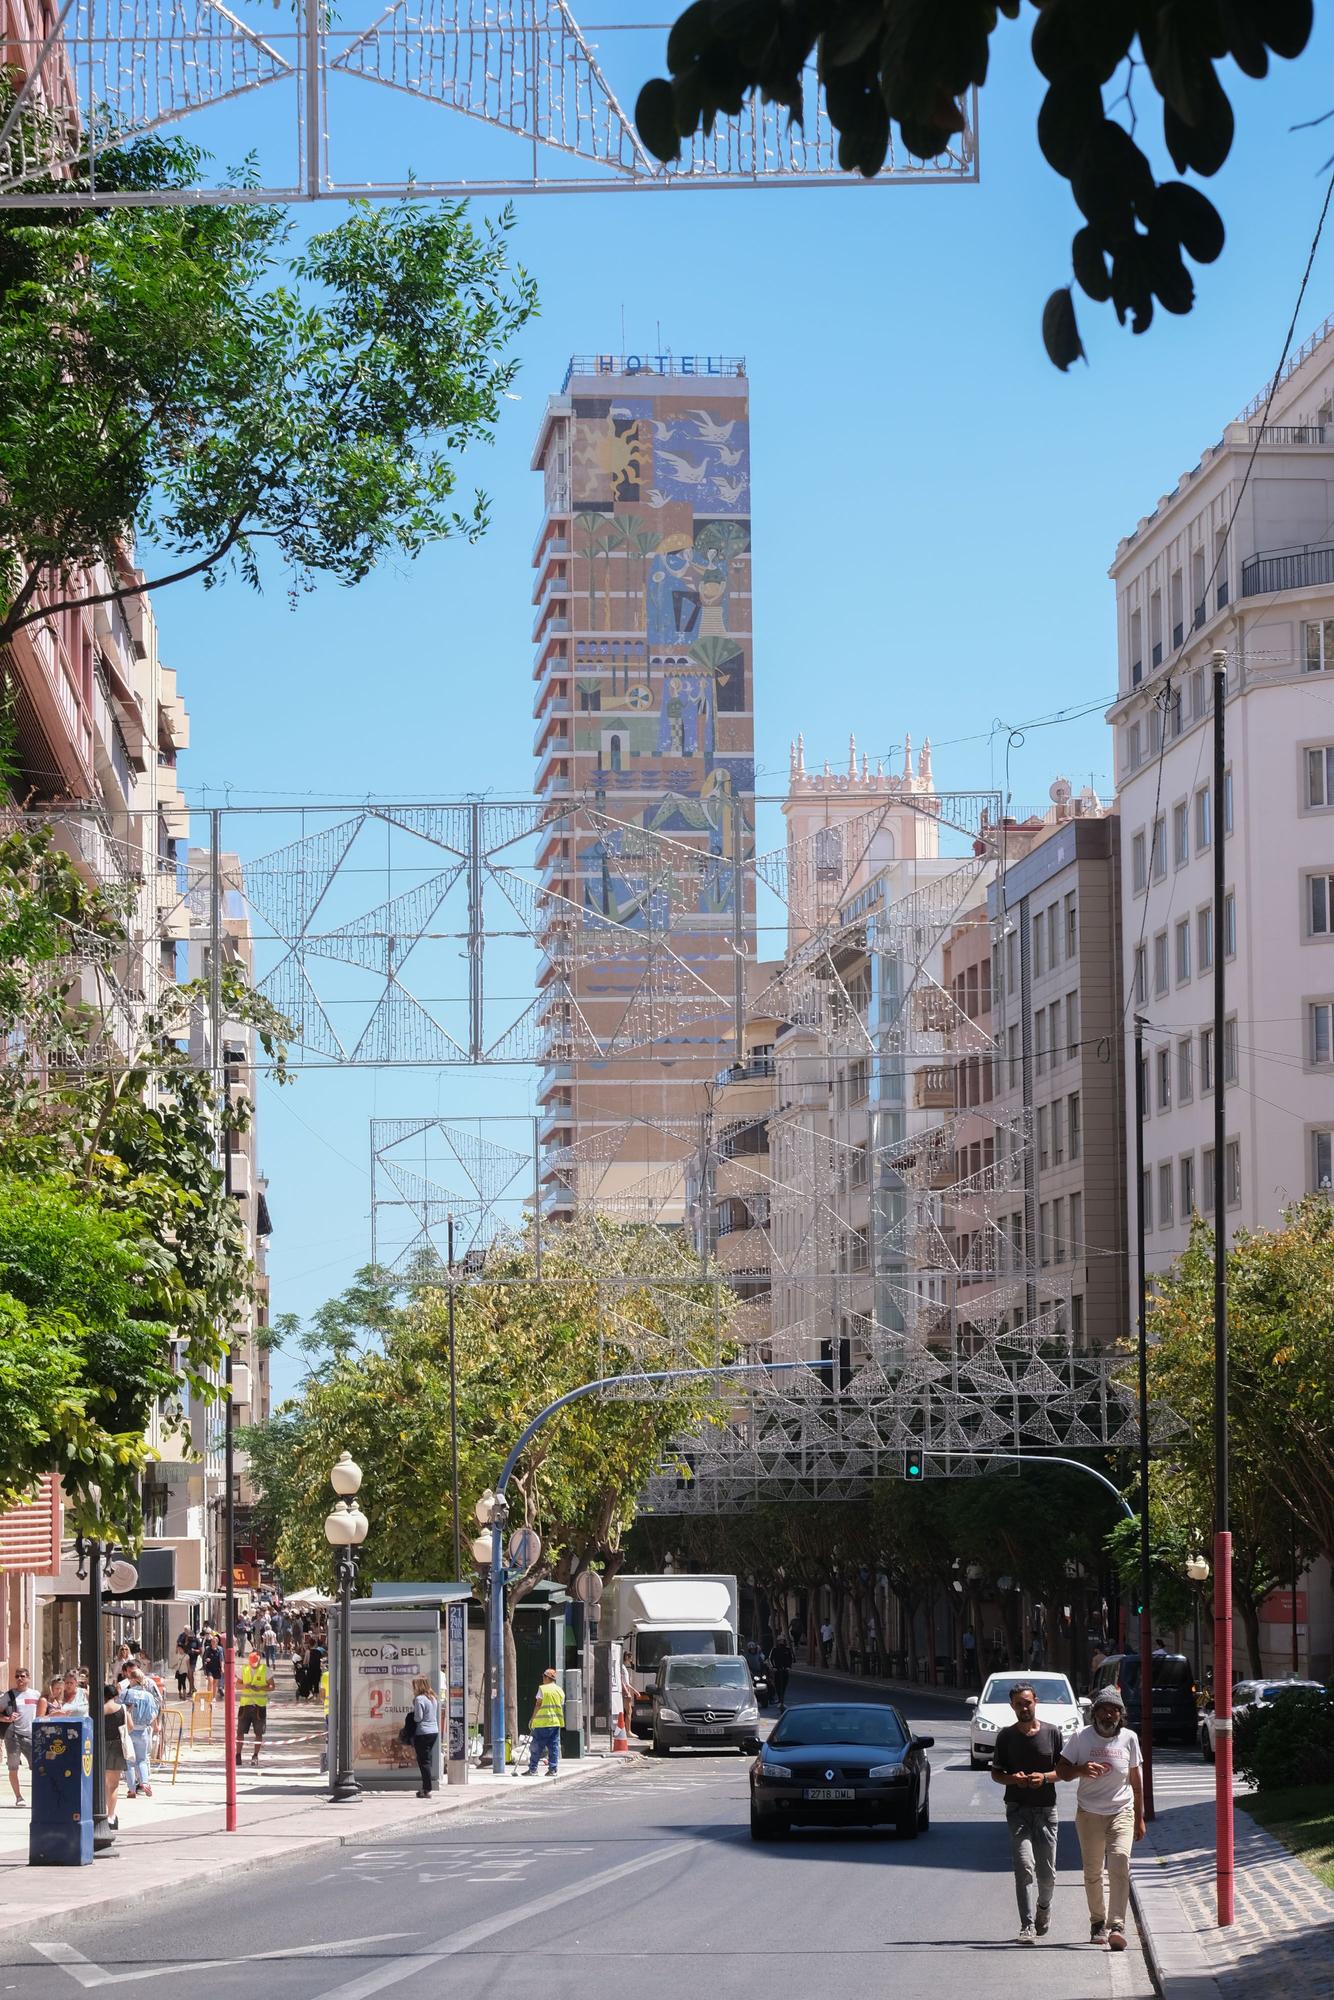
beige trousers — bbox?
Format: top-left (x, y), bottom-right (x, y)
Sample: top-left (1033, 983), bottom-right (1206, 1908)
top-left (1075, 1804), bottom-right (1134, 1928)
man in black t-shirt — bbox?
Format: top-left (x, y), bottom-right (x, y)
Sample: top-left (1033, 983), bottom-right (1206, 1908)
top-left (990, 1682), bottom-right (1062, 1945)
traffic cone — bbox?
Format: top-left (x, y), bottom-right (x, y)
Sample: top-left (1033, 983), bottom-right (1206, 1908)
top-left (612, 1709), bottom-right (629, 1754)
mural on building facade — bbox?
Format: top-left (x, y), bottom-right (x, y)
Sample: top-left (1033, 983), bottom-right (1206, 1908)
top-left (566, 391), bottom-right (753, 929)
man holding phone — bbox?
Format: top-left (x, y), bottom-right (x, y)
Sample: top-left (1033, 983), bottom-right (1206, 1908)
top-left (990, 1681), bottom-right (1062, 1945)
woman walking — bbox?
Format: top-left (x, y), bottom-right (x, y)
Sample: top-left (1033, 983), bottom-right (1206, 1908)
top-left (103, 1684), bottom-right (128, 1829)
top-left (409, 1675), bottom-right (439, 1798)
top-left (122, 1667), bottom-right (159, 1799)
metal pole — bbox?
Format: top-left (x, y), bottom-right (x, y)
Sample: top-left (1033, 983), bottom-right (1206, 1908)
top-left (1134, 1013), bottom-right (1154, 1819)
top-left (467, 802), bottom-right (483, 1063)
top-left (210, 813), bottom-right (238, 1835)
top-left (88, 1541), bottom-right (111, 1852)
top-left (1290, 1507), bottom-right (1299, 1677)
top-left (302, 0), bottom-right (323, 198)
top-left (448, 1214), bottom-right (461, 1582)
top-left (330, 1552), bottom-right (360, 1801)
top-left (1211, 650), bottom-right (1234, 1928)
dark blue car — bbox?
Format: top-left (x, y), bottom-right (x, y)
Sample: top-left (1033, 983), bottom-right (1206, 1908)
top-left (749, 1702), bottom-right (933, 1840)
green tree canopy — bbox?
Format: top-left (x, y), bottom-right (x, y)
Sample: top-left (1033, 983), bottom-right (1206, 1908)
top-left (634, 2), bottom-right (1315, 365)
top-left (0, 114), bottom-right (537, 650)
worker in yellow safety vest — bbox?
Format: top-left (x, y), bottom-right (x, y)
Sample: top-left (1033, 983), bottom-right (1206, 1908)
top-left (237, 1651), bottom-right (272, 1769)
top-left (320, 1664), bottom-right (329, 1773)
top-left (525, 1667), bottom-right (565, 1778)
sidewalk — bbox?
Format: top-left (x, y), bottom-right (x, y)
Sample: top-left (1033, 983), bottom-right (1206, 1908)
top-left (1131, 1795), bottom-right (1334, 2000)
top-left (0, 1673), bottom-right (633, 1943)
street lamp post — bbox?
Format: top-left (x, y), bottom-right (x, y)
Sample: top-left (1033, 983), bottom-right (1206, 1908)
top-left (1187, 1553), bottom-right (1210, 1688)
top-left (326, 1453), bottom-right (369, 1804)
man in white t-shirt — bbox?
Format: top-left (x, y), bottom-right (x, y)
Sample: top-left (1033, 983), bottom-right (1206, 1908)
top-left (2, 1668), bottom-right (48, 1805)
top-left (1057, 1684), bottom-right (1145, 1950)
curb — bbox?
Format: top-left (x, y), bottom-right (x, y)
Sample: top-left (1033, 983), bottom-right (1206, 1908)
top-left (1128, 1850), bottom-right (1226, 2000)
top-left (0, 1750), bottom-right (642, 1946)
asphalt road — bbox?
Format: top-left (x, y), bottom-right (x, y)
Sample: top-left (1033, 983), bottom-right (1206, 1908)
top-left (7, 1670), bottom-right (1155, 2000)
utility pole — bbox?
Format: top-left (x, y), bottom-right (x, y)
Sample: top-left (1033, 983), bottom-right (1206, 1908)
top-left (1133, 1013), bottom-right (1154, 1820)
top-left (1210, 649), bottom-right (1234, 1927)
top-left (209, 813), bottom-right (238, 1835)
top-left (447, 1213), bottom-right (461, 1583)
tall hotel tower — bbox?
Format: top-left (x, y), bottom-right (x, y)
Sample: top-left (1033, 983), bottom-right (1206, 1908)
top-left (531, 354), bottom-right (756, 1220)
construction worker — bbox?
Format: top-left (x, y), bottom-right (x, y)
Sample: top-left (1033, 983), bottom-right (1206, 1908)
top-left (237, 1649), bottom-right (272, 1768)
top-left (525, 1667), bottom-right (565, 1776)
top-left (320, 1661), bottom-right (329, 1772)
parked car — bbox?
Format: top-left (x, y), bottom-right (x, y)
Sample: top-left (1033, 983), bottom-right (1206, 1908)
top-left (1198, 1678), bottom-right (1326, 1761)
top-left (749, 1702), bottom-right (932, 1840)
top-left (649, 1654), bottom-right (761, 1755)
top-left (1090, 1652), bottom-right (1198, 1745)
top-left (966, 1672), bottom-right (1082, 1769)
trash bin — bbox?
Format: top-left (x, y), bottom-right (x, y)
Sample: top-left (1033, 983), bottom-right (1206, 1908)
top-left (30, 1715), bottom-right (93, 1867)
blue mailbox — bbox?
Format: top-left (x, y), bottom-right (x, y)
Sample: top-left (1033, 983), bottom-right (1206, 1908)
top-left (30, 1715), bottom-right (94, 1866)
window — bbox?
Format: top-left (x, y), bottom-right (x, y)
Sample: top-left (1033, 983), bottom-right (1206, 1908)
top-left (1151, 816), bottom-right (1167, 881)
top-left (1069, 1192), bottom-right (1082, 1264)
top-left (1153, 930), bottom-right (1169, 997)
top-left (1068, 1092), bottom-right (1081, 1160)
top-left (1202, 1144), bottom-right (1215, 1196)
top-left (1171, 569), bottom-right (1184, 647)
top-left (1313, 1129), bottom-right (1333, 1193)
top-left (1051, 1197), bottom-right (1065, 1264)
top-left (1158, 1161), bottom-right (1174, 1227)
top-left (1138, 1047), bottom-right (1150, 1118)
top-left (1038, 1103), bottom-right (1050, 1171)
top-left (1065, 892), bottom-right (1078, 959)
top-left (1196, 785), bottom-right (1212, 849)
top-left (1151, 588), bottom-right (1163, 665)
top-left (1303, 618), bottom-right (1334, 673)
top-left (1216, 526), bottom-right (1230, 608)
top-left (1177, 1036), bottom-right (1194, 1103)
top-left (1070, 1293), bottom-right (1085, 1342)
top-left (1048, 905), bottom-right (1060, 969)
top-left (1039, 1202), bottom-right (1050, 1265)
top-left (1200, 1026), bottom-right (1214, 1092)
top-left (1052, 1098), bottom-right (1064, 1165)
top-left (1141, 1170), bottom-right (1153, 1231)
top-left (1173, 800), bottom-right (1189, 867)
top-left (1223, 768), bottom-right (1233, 834)
top-left (1034, 1008), bottom-right (1048, 1075)
top-left (1050, 1000), bottom-right (1064, 1065)
top-left (1198, 905), bottom-right (1213, 970)
top-left (1066, 991), bottom-right (1079, 1057)
top-left (1225, 1139), bottom-right (1241, 1208)
top-left (1180, 1153), bottom-right (1196, 1218)
top-left (1130, 607), bottom-right (1143, 682)
top-left (1224, 1016), bottom-right (1238, 1085)
top-left (1008, 1022), bottom-right (1020, 1086)
top-left (1127, 721), bottom-right (1142, 769)
top-left (1305, 745), bottom-right (1334, 808)
top-left (1149, 705), bottom-right (1162, 753)
top-left (1156, 1045), bottom-right (1171, 1111)
top-left (1175, 917), bottom-right (1191, 984)
top-left (1135, 944), bottom-right (1147, 1005)
top-left (1223, 892), bottom-right (1236, 958)
top-left (1008, 930), bottom-right (1017, 991)
top-left (1192, 549), bottom-right (1206, 628)
top-left (1033, 914), bottom-right (1044, 978)
top-left (1309, 872), bottom-right (1334, 936)
top-left (1167, 685), bottom-right (1183, 740)
top-left (1309, 1001), bottom-right (1333, 1066)
top-left (1132, 830), bottom-right (1147, 893)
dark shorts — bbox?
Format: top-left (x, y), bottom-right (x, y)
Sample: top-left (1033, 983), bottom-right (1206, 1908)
top-left (238, 1703), bottom-right (268, 1739)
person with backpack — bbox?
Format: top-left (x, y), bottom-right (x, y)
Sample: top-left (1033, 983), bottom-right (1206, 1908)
top-left (407, 1675), bottom-right (439, 1797)
top-left (2, 1666), bottom-right (47, 1805)
top-left (122, 1667), bottom-right (160, 1799)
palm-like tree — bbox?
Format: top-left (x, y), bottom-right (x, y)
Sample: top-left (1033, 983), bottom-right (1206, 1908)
top-left (575, 512), bottom-right (617, 636)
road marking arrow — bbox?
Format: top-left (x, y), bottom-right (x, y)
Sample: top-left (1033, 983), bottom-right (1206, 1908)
top-left (31, 1933), bottom-right (417, 1989)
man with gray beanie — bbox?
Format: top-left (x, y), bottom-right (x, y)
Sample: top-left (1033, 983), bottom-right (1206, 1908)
top-left (1057, 1684), bottom-right (1145, 1950)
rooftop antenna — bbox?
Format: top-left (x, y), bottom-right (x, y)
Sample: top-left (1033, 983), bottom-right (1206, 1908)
top-left (621, 303), bottom-right (626, 352)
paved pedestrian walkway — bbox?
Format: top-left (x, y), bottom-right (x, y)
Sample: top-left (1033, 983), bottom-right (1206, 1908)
top-left (1132, 1794), bottom-right (1334, 2000)
top-left (0, 1668), bottom-right (628, 1943)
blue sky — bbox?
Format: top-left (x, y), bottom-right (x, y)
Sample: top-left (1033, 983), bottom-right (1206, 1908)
top-left (158, 16), bottom-right (1334, 1396)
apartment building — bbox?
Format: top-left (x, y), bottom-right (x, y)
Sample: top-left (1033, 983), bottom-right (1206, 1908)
top-left (983, 796), bottom-right (1127, 1349)
top-left (530, 355), bottom-right (755, 1222)
top-left (1108, 313), bottom-right (1334, 1275)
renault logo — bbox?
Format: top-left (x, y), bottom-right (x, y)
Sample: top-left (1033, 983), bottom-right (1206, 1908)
top-left (825, 1767), bottom-right (835, 1781)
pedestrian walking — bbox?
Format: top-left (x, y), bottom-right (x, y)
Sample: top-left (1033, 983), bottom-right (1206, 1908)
top-left (173, 1641), bottom-right (192, 1699)
top-left (990, 1681), bottom-right (1061, 1945)
top-left (525, 1667), bottom-right (565, 1776)
top-left (237, 1651), bottom-right (272, 1768)
top-left (409, 1675), bottom-right (439, 1796)
top-left (819, 1619), bottom-right (835, 1667)
top-left (122, 1667), bottom-right (159, 1798)
top-left (60, 1671), bottom-right (89, 1717)
top-left (260, 1616), bottom-right (278, 1669)
top-left (201, 1632), bottom-right (224, 1701)
top-left (2, 1667), bottom-right (47, 1805)
top-left (768, 1634), bottom-right (794, 1709)
top-left (1057, 1684), bottom-right (1145, 1951)
top-left (102, 1683), bottom-right (129, 1829)
top-left (962, 1626), bottom-right (979, 1688)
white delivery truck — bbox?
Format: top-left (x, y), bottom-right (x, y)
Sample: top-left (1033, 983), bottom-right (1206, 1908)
top-left (601, 1574), bottom-right (739, 1738)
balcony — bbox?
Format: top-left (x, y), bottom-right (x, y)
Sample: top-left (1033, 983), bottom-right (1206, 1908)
top-left (1242, 542), bottom-right (1334, 599)
top-left (914, 1065), bottom-right (953, 1110)
top-left (715, 1053), bottom-right (776, 1086)
top-left (1247, 423), bottom-right (1329, 445)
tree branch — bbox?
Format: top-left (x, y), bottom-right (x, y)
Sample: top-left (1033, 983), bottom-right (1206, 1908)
top-left (0, 516), bottom-right (247, 644)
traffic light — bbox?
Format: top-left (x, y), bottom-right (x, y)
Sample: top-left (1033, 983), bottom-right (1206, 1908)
top-left (906, 1450), bottom-right (924, 1481)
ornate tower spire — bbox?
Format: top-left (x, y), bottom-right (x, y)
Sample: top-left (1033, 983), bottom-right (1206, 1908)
top-left (903, 732), bottom-right (913, 781)
top-left (919, 735), bottom-right (933, 785)
top-left (848, 733), bottom-right (858, 779)
top-left (795, 732), bottom-right (806, 779)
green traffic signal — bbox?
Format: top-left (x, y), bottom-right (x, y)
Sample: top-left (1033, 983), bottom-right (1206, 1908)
top-left (906, 1452), bottom-right (923, 1479)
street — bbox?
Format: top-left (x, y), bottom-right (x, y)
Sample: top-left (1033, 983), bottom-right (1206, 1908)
top-left (7, 1675), bottom-right (1167, 2000)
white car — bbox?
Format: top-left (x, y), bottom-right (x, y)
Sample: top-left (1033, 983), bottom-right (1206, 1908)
top-left (1198, 1678), bottom-right (1325, 1761)
top-left (967, 1672), bottom-right (1083, 1769)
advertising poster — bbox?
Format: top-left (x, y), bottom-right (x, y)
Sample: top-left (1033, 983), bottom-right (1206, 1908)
top-left (447, 1600), bottom-right (468, 1774)
top-left (345, 1608), bottom-right (441, 1790)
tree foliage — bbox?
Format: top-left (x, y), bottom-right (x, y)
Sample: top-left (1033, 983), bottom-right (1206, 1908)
top-left (0, 108), bottom-right (537, 648)
top-left (0, 822), bottom-right (289, 1538)
top-left (634, 1), bottom-right (1314, 364)
top-left (241, 1229), bottom-right (736, 1593)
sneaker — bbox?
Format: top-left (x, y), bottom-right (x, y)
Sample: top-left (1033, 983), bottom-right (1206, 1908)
top-left (1107, 1928), bottom-right (1127, 1953)
top-left (1017, 1927), bottom-right (1037, 1946)
top-left (1090, 1919), bottom-right (1107, 1945)
top-left (1035, 1906), bottom-right (1051, 1937)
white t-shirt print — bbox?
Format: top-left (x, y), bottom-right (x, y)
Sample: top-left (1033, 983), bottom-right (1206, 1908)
top-left (1066, 1722), bottom-right (1142, 1815)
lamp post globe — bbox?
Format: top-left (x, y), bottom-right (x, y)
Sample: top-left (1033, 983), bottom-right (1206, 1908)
top-left (473, 1490), bottom-right (495, 1527)
top-left (1186, 1555), bottom-right (1211, 1584)
top-left (330, 1452), bottom-right (363, 1498)
top-left (325, 1501), bottom-right (356, 1546)
top-left (471, 1532), bottom-right (494, 1567)
top-left (345, 1504), bottom-right (370, 1547)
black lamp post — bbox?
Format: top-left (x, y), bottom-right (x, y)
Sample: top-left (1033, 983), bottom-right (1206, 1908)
top-left (325, 1453), bottom-right (369, 1804)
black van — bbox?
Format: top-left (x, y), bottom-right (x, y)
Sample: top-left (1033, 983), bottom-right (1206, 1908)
top-left (1090, 1652), bottom-right (1198, 1744)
